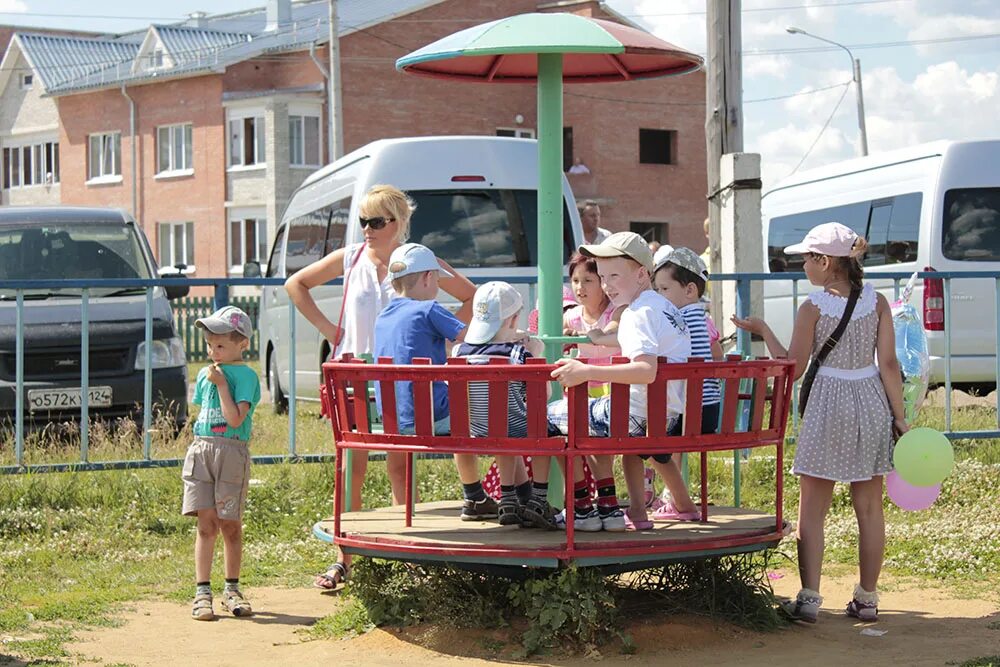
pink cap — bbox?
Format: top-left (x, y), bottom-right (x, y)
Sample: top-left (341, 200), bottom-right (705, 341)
top-left (784, 222), bottom-right (859, 257)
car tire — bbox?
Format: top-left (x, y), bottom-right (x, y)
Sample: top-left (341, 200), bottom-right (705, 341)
top-left (269, 351), bottom-right (288, 415)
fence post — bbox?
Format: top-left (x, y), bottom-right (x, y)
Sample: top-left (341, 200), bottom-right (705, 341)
top-left (214, 283), bottom-right (229, 311)
top-left (80, 289), bottom-right (90, 463)
top-left (15, 290), bottom-right (24, 466)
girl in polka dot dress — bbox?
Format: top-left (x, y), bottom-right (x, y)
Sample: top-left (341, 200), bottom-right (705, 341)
top-left (732, 222), bottom-right (908, 625)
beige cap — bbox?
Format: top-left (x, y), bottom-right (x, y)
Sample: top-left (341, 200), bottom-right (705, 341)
top-left (579, 231), bottom-right (654, 273)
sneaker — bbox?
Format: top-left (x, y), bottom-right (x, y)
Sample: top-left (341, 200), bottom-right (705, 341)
top-left (599, 507), bottom-right (628, 532)
top-left (461, 496), bottom-right (499, 521)
top-left (222, 589), bottom-right (253, 617)
top-left (779, 589), bottom-right (822, 624)
top-left (498, 498), bottom-right (522, 526)
top-left (521, 497), bottom-right (561, 530)
top-left (573, 508), bottom-right (604, 532)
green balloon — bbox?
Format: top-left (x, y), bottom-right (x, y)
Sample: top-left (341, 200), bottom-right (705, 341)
top-left (893, 427), bottom-right (954, 486)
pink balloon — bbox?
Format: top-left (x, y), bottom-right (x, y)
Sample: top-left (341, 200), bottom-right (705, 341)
top-left (886, 470), bottom-right (941, 511)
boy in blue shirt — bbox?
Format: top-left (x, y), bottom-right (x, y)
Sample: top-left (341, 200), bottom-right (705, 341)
top-left (374, 243), bottom-right (497, 520)
top-left (183, 306), bottom-right (261, 621)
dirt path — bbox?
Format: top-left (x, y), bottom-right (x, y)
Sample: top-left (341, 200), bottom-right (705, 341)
top-left (46, 574), bottom-right (1000, 666)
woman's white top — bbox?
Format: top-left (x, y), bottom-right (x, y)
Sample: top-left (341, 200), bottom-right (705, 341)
top-left (334, 243), bottom-right (396, 359)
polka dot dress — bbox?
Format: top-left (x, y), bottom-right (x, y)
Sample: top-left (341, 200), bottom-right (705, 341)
top-left (794, 283), bottom-right (894, 482)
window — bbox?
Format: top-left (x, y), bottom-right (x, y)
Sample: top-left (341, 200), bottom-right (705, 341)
top-left (285, 207), bottom-right (331, 277)
top-left (229, 217), bottom-right (267, 270)
top-left (563, 126), bottom-right (573, 172)
top-left (942, 188), bottom-right (1000, 262)
top-left (157, 123), bottom-right (192, 174)
top-left (88, 132), bottom-right (121, 180)
top-left (289, 114), bottom-right (321, 166)
top-left (158, 221), bottom-right (194, 272)
top-left (3, 141), bottom-right (60, 189)
top-left (265, 225), bottom-right (286, 278)
top-left (631, 221), bottom-right (668, 244)
top-left (20, 73), bottom-right (32, 90)
top-left (639, 128), bottom-right (676, 165)
top-left (151, 48), bottom-right (164, 68)
top-left (496, 128), bottom-right (535, 138)
top-left (228, 115), bottom-right (265, 167)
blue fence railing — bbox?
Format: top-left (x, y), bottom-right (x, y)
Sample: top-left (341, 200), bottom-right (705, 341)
top-left (1, 271), bottom-right (998, 475)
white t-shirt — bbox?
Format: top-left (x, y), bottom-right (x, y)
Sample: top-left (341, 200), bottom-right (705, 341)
top-left (617, 289), bottom-right (691, 419)
top-left (335, 243), bottom-right (396, 358)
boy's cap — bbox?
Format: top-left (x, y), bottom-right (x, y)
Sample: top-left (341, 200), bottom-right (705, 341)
top-left (465, 281), bottom-right (524, 345)
top-left (665, 247), bottom-right (709, 280)
top-left (784, 222), bottom-right (858, 257)
top-left (388, 243), bottom-right (453, 281)
top-left (196, 306), bottom-right (253, 340)
top-left (579, 231), bottom-right (654, 273)
top-left (652, 244), bottom-right (676, 272)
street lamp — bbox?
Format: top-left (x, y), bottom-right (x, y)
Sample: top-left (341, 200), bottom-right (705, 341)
top-left (786, 26), bottom-right (869, 156)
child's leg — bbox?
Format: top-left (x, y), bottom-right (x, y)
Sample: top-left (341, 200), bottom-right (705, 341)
top-left (219, 518), bottom-right (243, 581)
top-left (349, 453), bottom-right (367, 510)
top-left (649, 458), bottom-right (697, 513)
top-left (622, 455), bottom-right (648, 522)
top-left (797, 474), bottom-right (836, 593)
top-left (850, 476), bottom-right (885, 593)
top-left (195, 509), bottom-right (220, 583)
top-left (386, 451), bottom-right (415, 505)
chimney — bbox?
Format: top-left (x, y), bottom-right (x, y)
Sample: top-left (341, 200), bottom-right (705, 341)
top-left (186, 11), bottom-right (207, 28)
top-left (265, 0), bottom-right (292, 32)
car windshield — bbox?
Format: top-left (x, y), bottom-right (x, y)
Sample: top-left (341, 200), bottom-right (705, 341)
top-left (0, 223), bottom-right (152, 298)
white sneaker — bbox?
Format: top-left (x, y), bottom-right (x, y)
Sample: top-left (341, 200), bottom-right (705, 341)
top-left (573, 508), bottom-right (603, 532)
top-left (600, 508), bottom-right (628, 532)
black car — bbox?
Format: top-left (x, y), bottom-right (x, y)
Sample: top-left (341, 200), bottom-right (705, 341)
top-left (0, 207), bottom-right (189, 430)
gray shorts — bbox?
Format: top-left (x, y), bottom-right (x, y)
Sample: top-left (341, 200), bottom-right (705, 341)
top-left (181, 436), bottom-right (250, 522)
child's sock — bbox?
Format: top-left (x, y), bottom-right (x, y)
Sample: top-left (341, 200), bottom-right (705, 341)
top-left (515, 480), bottom-right (533, 505)
top-left (224, 578), bottom-right (240, 593)
top-left (462, 480), bottom-right (487, 502)
top-left (595, 477), bottom-right (619, 516)
top-left (500, 484), bottom-right (517, 503)
top-left (196, 581), bottom-right (211, 597)
top-left (531, 481), bottom-right (548, 502)
top-left (574, 480), bottom-right (593, 514)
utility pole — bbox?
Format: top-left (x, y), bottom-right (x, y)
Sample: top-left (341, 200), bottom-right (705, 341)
top-left (328, 0), bottom-right (344, 161)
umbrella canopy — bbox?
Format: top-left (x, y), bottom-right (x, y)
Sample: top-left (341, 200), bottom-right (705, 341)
top-left (396, 12), bottom-right (703, 83)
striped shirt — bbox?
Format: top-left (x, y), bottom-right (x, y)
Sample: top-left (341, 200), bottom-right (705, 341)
top-left (680, 303), bottom-right (721, 405)
top-left (453, 341), bottom-right (530, 438)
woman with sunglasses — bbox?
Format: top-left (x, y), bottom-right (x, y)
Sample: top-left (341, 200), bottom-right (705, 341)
top-left (286, 184), bottom-right (474, 590)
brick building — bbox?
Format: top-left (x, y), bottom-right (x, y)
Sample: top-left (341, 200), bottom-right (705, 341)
top-left (1, 0), bottom-right (706, 281)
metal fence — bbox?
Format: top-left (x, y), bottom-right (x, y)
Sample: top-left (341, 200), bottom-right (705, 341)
top-left (2, 271), bottom-right (998, 476)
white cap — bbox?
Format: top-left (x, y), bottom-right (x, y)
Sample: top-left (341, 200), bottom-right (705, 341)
top-left (195, 305), bottom-right (254, 340)
top-left (465, 281), bottom-right (524, 345)
top-left (784, 222), bottom-right (859, 257)
top-left (579, 231), bottom-right (655, 273)
top-left (652, 244), bottom-right (676, 272)
top-left (388, 243), bottom-right (452, 281)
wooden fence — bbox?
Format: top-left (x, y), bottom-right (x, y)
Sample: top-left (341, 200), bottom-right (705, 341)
top-left (174, 296), bottom-right (261, 362)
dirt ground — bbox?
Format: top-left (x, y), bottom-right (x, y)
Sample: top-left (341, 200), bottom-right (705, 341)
top-left (7, 573), bottom-right (999, 667)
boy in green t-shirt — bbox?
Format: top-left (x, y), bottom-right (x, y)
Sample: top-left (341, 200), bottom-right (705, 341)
top-left (182, 306), bottom-right (261, 621)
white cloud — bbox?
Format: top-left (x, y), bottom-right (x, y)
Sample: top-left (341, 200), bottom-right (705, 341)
top-left (744, 54), bottom-right (793, 79)
top-left (0, 0), bottom-right (28, 12)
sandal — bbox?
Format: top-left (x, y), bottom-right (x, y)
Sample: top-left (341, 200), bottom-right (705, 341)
top-left (624, 508), bottom-right (654, 531)
top-left (314, 561), bottom-right (349, 590)
top-left (652, 501), bottom-right (701, 522)
top-left (222, 588), bottom-right (253, 617)
top-left (191, 593), bottom-right (214, 621)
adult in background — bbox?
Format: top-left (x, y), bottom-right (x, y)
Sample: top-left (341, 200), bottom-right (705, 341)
top-left (285, 184), bottom-right (475, 590)
top-left (580, 200), bottom-right (612, 245)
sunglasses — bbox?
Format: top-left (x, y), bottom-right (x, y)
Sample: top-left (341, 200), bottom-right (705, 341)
top-left (359, 216), bottom-right (395, 230)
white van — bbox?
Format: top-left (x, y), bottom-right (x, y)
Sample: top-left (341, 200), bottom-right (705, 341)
top-left (762, 139), bottom-right (1000, 387)
top-left (256, 136), bottom-right (583, 411)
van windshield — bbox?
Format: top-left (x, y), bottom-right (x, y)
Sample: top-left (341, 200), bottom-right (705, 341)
top-left (0, 223), bottom-right (151, 297)
top-left (407, 189), bottom-right (575, 268)
top-left (942, 188), bottom-right (1000, 261)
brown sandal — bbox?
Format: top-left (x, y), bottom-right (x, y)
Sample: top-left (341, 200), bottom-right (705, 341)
top-left (313, 562), bottom-right (348, 591)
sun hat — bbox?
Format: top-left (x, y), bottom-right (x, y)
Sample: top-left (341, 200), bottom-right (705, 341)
top-left (783, 222), bottom-right (859, 257)
top-left (388, 243), bottom-right (453, 281)
top-left (579, 231), bottom-right (654, 273)
top-left (465, 281), bottom-right (524, 345)
top-left (196, 306), bottom-right (254, 340)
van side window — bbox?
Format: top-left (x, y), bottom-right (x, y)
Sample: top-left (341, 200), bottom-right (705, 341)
top-left (265, 224), bottom-right (286, 278)
top-left (325, 197), bottom-right (350, 256)
top-left (767, 201), bottom-right (868, 271)
top-left (885, 193), bottom-right (921, 264)
top-left (942, 188), bottom-right (1000, 262)
top-left (285, 207), bottom-right (331, 276)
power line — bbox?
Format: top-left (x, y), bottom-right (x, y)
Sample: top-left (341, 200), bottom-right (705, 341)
top-left (788, 82), bottom-right (852, 176)
top-left (622, 0), bottom-right (916, 17)
top-left (564, 81), bottom-right (854, 108)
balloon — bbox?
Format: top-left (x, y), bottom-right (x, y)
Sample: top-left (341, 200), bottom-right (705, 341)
top-left (886, 470), bottom-right (940, 511)
top-left (893, 427), bottom-right (954, 486)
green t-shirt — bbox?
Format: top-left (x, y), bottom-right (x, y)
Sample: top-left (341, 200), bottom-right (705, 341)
top-left (192, 363), bottom-right (261, 441)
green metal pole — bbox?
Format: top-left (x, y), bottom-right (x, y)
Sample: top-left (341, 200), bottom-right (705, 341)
top-left (537, 53), bottom-right (565, 507)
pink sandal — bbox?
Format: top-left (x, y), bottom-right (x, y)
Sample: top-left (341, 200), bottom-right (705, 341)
top-left (624, 508), bottom-right (654, 531)
top-left (652, 501), bottom-right (700, 522)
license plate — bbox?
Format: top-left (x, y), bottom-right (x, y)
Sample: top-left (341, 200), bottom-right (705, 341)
top-left (27, 387), bottom-right (113, 412)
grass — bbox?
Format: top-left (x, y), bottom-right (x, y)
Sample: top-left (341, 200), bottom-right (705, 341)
top-left (0, 390), bottom-right (998, 661)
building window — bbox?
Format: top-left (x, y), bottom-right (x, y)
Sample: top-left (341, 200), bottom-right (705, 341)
top-left (156, 123), bottom-right (192, 174)
top-left (228, 115), bottom-right (265, 167)
top-left (3, 141), bottom-right (60, 189)
top-left (289, 114), bottom-right (321, 167)
top-left (496, 127), bottom-right (535, 138)
top-left (20, 73), bottom-right (32, 90)
top-left (630, 221), bottom-right (669, 245)
top-left (639, 128), bottom-right (676, 165)
top-left (158, 221), bottom-right (194, 273)
top-left (229, 217), bottom-right (267, 270)
top-left (88, 132), bottom-right (121, 180)
top-left (562, 126), bottom-right (574, 172)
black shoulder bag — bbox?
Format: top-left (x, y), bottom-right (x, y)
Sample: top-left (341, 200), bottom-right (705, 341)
top-left (798, 287), bottom-right (861, 417)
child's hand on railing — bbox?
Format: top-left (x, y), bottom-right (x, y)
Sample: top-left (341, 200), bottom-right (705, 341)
top-left (551, 358), bottom-right (591, 387)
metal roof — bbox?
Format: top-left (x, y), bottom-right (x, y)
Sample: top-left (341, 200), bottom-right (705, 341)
top-left (15, 32), bottom-right (138, 92)
top-left (153, 25), bottom-right (251, 68)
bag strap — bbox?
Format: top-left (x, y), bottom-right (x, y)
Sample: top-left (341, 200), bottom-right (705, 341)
top-left (334, 242), bottom-right (366, 356)
top-left (813, 286), bottom-right (862, 367)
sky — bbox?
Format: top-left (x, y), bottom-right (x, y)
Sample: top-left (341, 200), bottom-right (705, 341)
top-left (1, 0), bottom-right (997, 189)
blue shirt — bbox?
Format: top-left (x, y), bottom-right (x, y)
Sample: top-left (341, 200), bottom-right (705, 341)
top-left (373, 298), bottom-right (466, 430)
top-left (192, 363), bottom-right (261, 441)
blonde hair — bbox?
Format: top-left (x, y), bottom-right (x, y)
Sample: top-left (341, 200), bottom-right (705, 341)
top-left (360, 184), bottom-right (416, 243)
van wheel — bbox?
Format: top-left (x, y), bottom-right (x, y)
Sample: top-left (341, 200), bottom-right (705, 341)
top-left (269, 352), bottom-right (288, 415)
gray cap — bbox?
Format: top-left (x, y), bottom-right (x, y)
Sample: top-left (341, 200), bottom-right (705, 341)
top-left (196, 306), bottom-right (254, 340)
top-left (579, 231), bottom-right (654, 273)
top-left (665, 247), bottom-right (709, 281)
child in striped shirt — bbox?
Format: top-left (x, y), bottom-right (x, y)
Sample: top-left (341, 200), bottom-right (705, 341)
top-left (648, 247), bottom-right (722, 521)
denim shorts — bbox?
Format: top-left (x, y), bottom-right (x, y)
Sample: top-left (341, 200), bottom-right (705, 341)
top-left (547, 396), bottom-right (647, 438)
top-left (399, 414), bottom-right (450, 436)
